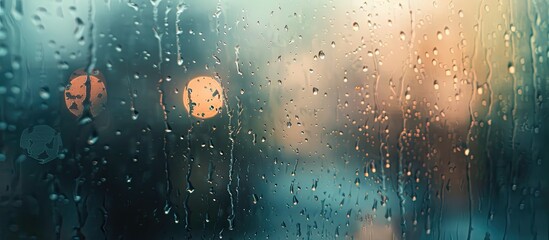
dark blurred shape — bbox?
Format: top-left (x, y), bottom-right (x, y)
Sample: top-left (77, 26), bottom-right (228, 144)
top-left (19, 125), bottom-right (62, 164)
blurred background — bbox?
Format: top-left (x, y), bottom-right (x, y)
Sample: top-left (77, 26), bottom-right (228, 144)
top-left (0, 0), bottom-right (548, 239)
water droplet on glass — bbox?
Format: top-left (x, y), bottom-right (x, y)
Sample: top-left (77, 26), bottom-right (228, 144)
top-left (252, 194), bottom-right (258, 204)
top-left (508, 63), bottom-right (516, 74)
top-left (437, 31), bottom-right (443, 40)
top-left (87, 132), bottom-right (99, 145)
top-left (318, 50), bottom-right (325, 60)
top-left (352, 22), bottom-right (359, 31)
top-left (39, 87), bottom-right (50, 100)
top-left (292, 195), bottom-right (299, 205)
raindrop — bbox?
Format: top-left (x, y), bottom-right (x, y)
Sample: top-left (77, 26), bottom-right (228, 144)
top-left (0, 44), bottom-right (8, 57)
top-left (352, 22), bottom-right (359, 31)
top-left (312, 87), bottom-right (319, 95)
top-left (318, 50), bottom-right (325, 60)
top-left (39, 87), bottom-right (50, 100)
top-left (252, 194), bottom-right (258, 204)
top-left (174, 213), bottom-right (179, 224)
top-left (508, 63), bottom-right (516, 74)
top-left (49, 194), bottom-right (58, 201)
top-left (132, 109), bottom-right (139, 120)
top-left (399, 31), bottom-right (406, 40)
top-left (87, 131), bottom-right (99, 145)
top-left (127, 2), bottom-right (139, 11)
top-left (292, 195), bottom-right (299, 205)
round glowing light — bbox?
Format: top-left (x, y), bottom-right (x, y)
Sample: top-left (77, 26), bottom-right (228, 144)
top-left (183, 76), bottom-right (223, 119)
top-left (64, 69), bottom-right (108, 118)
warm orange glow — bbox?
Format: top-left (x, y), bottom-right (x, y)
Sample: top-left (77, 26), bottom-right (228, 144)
top-left (183, 76), bottom-right (223, 119)
top-left (64, 72), bottom-right (108, 117)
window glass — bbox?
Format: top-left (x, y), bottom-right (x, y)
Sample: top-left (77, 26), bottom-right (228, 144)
top-left (0, 0), bottom-right (547, 239)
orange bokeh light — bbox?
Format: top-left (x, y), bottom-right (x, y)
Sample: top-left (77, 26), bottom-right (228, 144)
top-left (64, 70), bottom-right (108, 118)
top-left (183, 76), bottom-right (223, 119)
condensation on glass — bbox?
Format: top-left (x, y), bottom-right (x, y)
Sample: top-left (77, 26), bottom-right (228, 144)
top-left (0, 0), bottom-right (547, 239)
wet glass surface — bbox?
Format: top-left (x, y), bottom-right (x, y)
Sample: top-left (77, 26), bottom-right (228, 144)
top-left (0, 0), bottom-right (548, 239)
